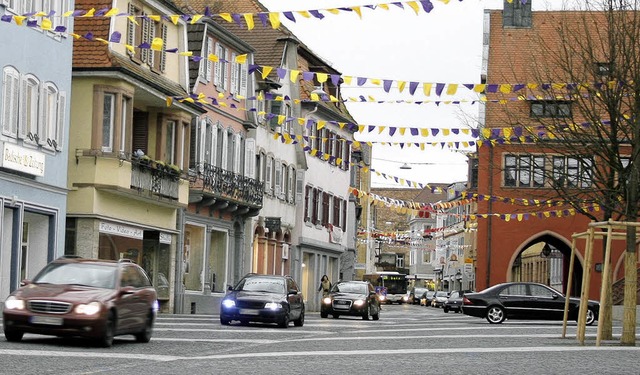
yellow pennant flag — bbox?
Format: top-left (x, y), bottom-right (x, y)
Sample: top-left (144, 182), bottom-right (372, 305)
top-left (499, 84), bottom-right (512, 93)
top-left (82, 8), bottom-right (96, 17)
top-left (208, 54), bottom-right (219, 62)
top-left (166, 97), bottom-right (173, 107)
top-left (503, 127), bottom-right (512, 138)
top-left (297, 11), bottom-right (311, 18)
top-left (316, 73), bottom-right (328, 83)
top-left (268, 12), bottom-right (280, 29)
top-left (125, 44), bottom-right (135, 54)
top-left (243, 13), bottom-right (254, 30)
top-left (261, 66), bottom-right (273, 79)
top-left (378, 126), bottom-right (386, 134)
top-left (41, 18), bottom-right (52, 30)
top-left (191, 15), bottom-right (203, 24)
top-left (151, 37), bottom-right (163, 51)
top-left (317, 121), bottom-right (327, 129)
top-left (352, 6), bottom-right (363, 18)
top-left (407, 1), bottom-right (420, 14)
top-left (398, 81), bottom-right (406, 92)
top-left (170, 15), bottom-right (180, 25)
top-left (327, 8), bottom-right (339, 14)
top-left (297, 118), bottom-right (305, 126)
top-left (420, 128), bottom-right (428, 137)
top-left (104, 8), bottom-right (119, 17)
top-left (446, 84), bottom-right (458, 96)
top-left (358, 125), bottom-right (365, 133)
top-left (219, 13), bottom-right (233, 23)
top-left (423, 82), bottom-right (432, 96)
top-left (473, 84), bottom-right (486, 93)
top-left (379, 4), bottom-right (390, 10)
top-left (399, 128), bottom-right (406, 136)
top-left (149, 15), bottom-right (161, 22)
top-left (517, 214), bottom-right (524, 221)
top-left (370, 78), bottom-right (381, 86)
top-left (235, 54), bottom-right (247, 64)
top-left (343, 76), bottom-right (353, 85)
top-left (125, 15), bottom-right (138, 26)
top-left (290, 70), bottom-right (300, 83)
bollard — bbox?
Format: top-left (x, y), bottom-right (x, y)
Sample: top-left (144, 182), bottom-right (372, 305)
top-left (190, 302), bottom-right (196, 314)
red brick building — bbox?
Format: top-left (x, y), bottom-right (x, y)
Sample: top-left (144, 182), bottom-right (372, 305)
top-left (475, 2), bottom-right (629, 300)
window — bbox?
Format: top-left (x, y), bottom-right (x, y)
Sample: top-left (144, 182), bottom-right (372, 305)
top-left (287, 165), bottom-right (295, 203)
top-left (274, 160), bottom-right (282, 199)
top-left (553, 156), bottom-right (593, 188)
top-left (41, 82), bottom-right (59, 150)
top-left (94, 86), bottom-right (131, 155)
top-left (20, 74), bottom-right (39, 144)
top-left (126, 3), bottom-right (144, 63)
top-left (230, 52), bottom-right (248, 98)
top-left (165, 120), bottom-right (176, 164)
top-left (269, 100), bottom-right (282, 131)
top-left (2, 66), bottom-right (19, 138)
top-left (200, 38), bottom-right (213, 81)
top-left (265, 156), bottom-right (273, 195)
top-left (504, 154), bottom-right (545, 187)
top-left (304, 185), bottom-right (312, 222)
top-left (214, 43), bottom-right (228, 91)
top-left (530, 101), bottom-right (572, 118)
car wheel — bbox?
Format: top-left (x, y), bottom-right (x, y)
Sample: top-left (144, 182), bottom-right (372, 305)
top-left (372, 305), bottom-right (380, 321)
top-left (585, 308), bottom-right (596, 326)
top-left (4, 329), bottom-right (23, 342)
top-left (443, 307), bottom-right (449, 313)
top-left (134, 312), bottom-right (154, 343)
top-left (98, 311), bottom-right (116, 347)
top-left (278, 312), bottom-right (290, 328)
top-left (332, 314), bottom-right (340, 319)
top-left (220, 317), bottom-right (231, 325)
top-left (486, 306), bottom-right (505, 324)
top-left (320, 312), bottom-right (328, 318)
top-left (362, 307), bottom-right (370, 320)
top-left (294, 309), bottom-right (305, 327)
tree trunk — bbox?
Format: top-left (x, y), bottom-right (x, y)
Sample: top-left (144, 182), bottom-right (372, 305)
top-left (621, 245), bottom-right (637, 345)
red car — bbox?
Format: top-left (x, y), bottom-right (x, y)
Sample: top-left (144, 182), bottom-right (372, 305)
top-left (3, 256), bottom-right (158, 347)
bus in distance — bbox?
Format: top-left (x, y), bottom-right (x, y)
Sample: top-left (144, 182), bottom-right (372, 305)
top-left (363, 271), bottom-right (408, 304)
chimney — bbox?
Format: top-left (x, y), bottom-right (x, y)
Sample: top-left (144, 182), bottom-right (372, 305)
top-left (503, 0), bottom-right (532, 28)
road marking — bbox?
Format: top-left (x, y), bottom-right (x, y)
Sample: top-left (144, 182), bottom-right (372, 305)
top-left (153, 328), bottom-right (331, 334)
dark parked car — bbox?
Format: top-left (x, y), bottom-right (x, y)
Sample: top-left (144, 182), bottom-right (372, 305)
top-left (409, 287), bottom-right (429, 305)
top-left (443, 290), bottom-right (473, 313)
top-left (462, 282), bottom-right (599, 325)
top-left (321, 281), bottom-right (381, 320)
top-left (3, 256), bottom-right (159, 347)
top-left (220, 274), bottom-right (304, 328)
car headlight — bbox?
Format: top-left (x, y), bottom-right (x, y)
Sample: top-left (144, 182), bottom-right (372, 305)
top-left (264, 302), bottom-right (281, 310)
top-left (74, 301), bottom-right (102, 315)
top-left (152, 300), bottom-right (160, 313)
top-left (353, 299), bottom-right (365, 307)
top-left (322, 297), bottom-right (332, 304)
top-left (4, 296), bottom-right (25, 310)
top-left (379, 295), bottom-right (386, 301)
top-left (222, 299), bottom-right (236, 309)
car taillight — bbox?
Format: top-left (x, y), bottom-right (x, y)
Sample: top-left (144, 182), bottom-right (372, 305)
top-left (463, 297), bottom-right (472, 305)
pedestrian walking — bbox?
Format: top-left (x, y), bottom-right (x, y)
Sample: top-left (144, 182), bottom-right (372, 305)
top-left (318, 275), bottom-right (332, 297)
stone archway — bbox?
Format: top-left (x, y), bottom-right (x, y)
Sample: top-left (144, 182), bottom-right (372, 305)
top-left (508, 231), bottom-right (585, 297)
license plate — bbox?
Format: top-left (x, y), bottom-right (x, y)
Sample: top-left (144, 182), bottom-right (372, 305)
top-left (31, 316), bottom-right (63, 326)
top-left (239, 309), bottom-right (259, 316)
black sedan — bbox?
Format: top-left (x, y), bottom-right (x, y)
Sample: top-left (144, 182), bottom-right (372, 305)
top-left (321, 281), bottom-right (381, 320)
top-left (462, 282), bottom-right (599, 325)
top-left (220, 274), bottom-right (305, 328)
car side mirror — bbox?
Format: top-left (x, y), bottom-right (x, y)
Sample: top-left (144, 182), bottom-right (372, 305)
top-left (288, 289), bottom-right (298, 295)
top-left (119, 286), bottom-right (135, 295)
top-left (552, 293), bottom-right (559, 299)
top-left (227, 285), bottom-right (233, 291)
top-left (20, 279), bottom-right (31, 287)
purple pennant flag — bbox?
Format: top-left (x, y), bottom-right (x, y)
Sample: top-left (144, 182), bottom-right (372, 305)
top-left (204, 7), bottom-right (212, 17)
top-left (27, 19), bottom-right (38, 28)
top-left (389, 127), bottom-right (397, 137)
top-left (541, 83), bottom-right (551, 90)
top-left (109, 31), bottom-right (121, 43)
top-left (383, 80), bottom-right (392, 93)
top-left (414, 143), bottom-right (420, 147)
top-left (514, 127), bottom-right (523, 137)
top-left (364, 5), bottom-right (376, 10)
top-left (302, 71), bottom-right (314, 81)
top-left (513, 84), bottom-right (526, 92)
top-left (54, 26), bottom-right (67, 32)
top-left (192, 56), bottom-right (203, 62)
top-left (248, 64), bottom-right (260, 74)
top-left (283, 12), bottom-right (296, 22)
top-left (95, 8), bottom-right (108, 17)
top-left (431, 128), bottom-right (439, 136)
top-left (338, 7), bottom-right (352, 12)
top-left (257, 13), bottom-right (268, 27)
top-left (415, 101), bottom-right (423, 105)
top-left (230, 104), bottom-right (237, 109)
top-left (276, 68), bottom-right (286, 79)
top-left (454, 142), bottom-right (460, 149)
top-left (391, 2), bottom-right (404, 9)
top-left (309, 10), bottom-right (324, 19)
top-left (84, 32), bottom-right (94, 40)
top-left (393, 177), bottom-right (399, 183)
top-left (139, 42), bottom-right (150, 49)
top-left (359, 95), bottom-right (366, 102)
top-left (420, 0), bottom-right (434, 13)
top-left (491, 129), bottom-right (501, 139)
top-left (463, 84), bottom-right (474, 90)
top-left (435, 83), bottom-right (445, 96)
top-left (1, 15), bottom-right (12, 22)
top-left (357, 77), bottom-right (367, 86)
top-left (368, 126), bottom-right (375, 133)
top-left (411, 128), bottom-right (418, 136)
top-left (486, 84), bottom-right (498, 93)
top-left (452, 128), bottom-right (459, 135)
top-left (409, 82), bottom-right (419, 95)
top-left (330, 74), bottom-right (340, 85)
top-left (72, 10), bottom-right (85, 16)
top-left (231, 13), bottom-right (243, 26)
top-left (303, 146), bottom-right (311, 152)
top-left (166, 48), bottom-right (178, 53)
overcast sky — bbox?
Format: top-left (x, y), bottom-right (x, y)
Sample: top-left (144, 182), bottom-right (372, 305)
top-left (256, 0), bottom-right (562, 187)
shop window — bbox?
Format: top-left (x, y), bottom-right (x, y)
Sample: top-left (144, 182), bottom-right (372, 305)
top-left (209, 230), bottom-right (227, 293)
top-left (183, 225), bottom-right (205, 292)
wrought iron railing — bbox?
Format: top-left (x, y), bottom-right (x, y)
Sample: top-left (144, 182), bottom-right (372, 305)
top-left (198, 163), bottom-right (264, 207)
top-left (130, 161), bottom-right (180, 200)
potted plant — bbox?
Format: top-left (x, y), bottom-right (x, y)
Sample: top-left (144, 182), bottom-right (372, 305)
top-left (166, 163), bottom-right (181, 181)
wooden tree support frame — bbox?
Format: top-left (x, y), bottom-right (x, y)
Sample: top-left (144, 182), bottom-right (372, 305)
top-left (562, 220), bottom-right (640, 345)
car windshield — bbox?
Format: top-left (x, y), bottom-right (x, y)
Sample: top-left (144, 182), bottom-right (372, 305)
top-left (332, 282), bottom-right (367, 294)
top-left (436, 291), bottom-right (448, 297)
top-left (33, 263), bottom-right (117, 289)
top-left (237, 277), bottom-right (285, 294)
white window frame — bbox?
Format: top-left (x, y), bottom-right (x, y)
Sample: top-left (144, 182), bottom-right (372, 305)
top-left (2, 66), bottom-right (20, 138)
top-left (41, 82), bottom-right (58, 150)
top-left (265, 156), bottom-right (273, 195)
top-left (166, 120), bottom-right (176, 164)
top-left (244, 138), bottom-right (256, 178)
top-left (20, 74), bottom-right (39, 143)
top-left (101, 93), bottom-right (115, 152)
top-left (214, 43), bottom-right (228, 91)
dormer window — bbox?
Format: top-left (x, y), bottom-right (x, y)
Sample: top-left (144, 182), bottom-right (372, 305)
top-left (530, 100), bottom-right (572, 118)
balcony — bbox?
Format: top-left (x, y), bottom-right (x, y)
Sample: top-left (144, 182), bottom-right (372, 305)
top-left (131, 160), bottom-right (180, 200)
top-left (189, 163), bottom-right (264, 214)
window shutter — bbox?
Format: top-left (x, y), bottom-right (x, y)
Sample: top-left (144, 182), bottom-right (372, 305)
top-left (333, 197), bottom-right (340, 225)
top-left (265, 157), bottom-right (273, 195)
top-left (205, 38), bottom-right (213, 81)
top-left (295, 169), bottom-right (305, 204)
top-left (274, 160), bottom-right (282, 198)
top-left (239, 61), bottom-right (248, 97)
top-left (126, 3), bottom-right (136, 57)
top-left (147, 20), bottom-right (156, 67)
top-left (312, 188), bottom-right (319, 224)
top-left (210, 124), bottom-right (217, 166)
top-left (230, 53), bottom-right (238, 95)
top-left (336, 136), bottom-right (343, 167)
top-left (342, 199), bottom-right (347, 231)
top-left (234, 133), bottom-right (241, 173)
top-left (221, 129), bottom-right (228, 170)
top-left (159, 24), bottom-right (167, 72)
top-left (17, 74), bottom-right (29, 139)
top-left (189, 119), bottom-right (199, 170)
top-left (222, 48), bottom-right (229, 91)
top-left (304, 185), bottom-right (310, 221)
top-left (322, 192), bottom-right (330, 226)
top-left (344, 142), bottom-right (351, 170)
top-left (287, 166), bottom-right (294, 203)
top-left (214, 43), bottom-right (223, 87)
top-left (244, 138), bottom-right (256, 178)
top-left (55, 91), bottom-right (66, 150)
top-left (2, 69), bottom-right (17, 136)
top-left (141, 17), bottom-right (150, 63)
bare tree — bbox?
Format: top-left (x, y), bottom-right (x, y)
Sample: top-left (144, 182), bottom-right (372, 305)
top-left (483, 0), bottom-right (640, 344)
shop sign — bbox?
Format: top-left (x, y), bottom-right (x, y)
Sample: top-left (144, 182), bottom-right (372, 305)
top-left (99, 221), bottom-right (143, 239)
top-left (354, 263), bottom-right (366, 270)
top-left (265, 217), bottom-right (281, 232)
top-left (159, 232), bottom-right (172, 244)
top-left (1, 143), bottom-right (45, 176)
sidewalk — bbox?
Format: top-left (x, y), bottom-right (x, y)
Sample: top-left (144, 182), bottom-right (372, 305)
top-left (611, 305), bottom-right (640, 324)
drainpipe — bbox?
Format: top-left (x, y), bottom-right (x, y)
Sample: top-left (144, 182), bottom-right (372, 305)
top-left (174, 207), bottom-right (185, 314)
top-left (486, 146), bottom-right (493, 288)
